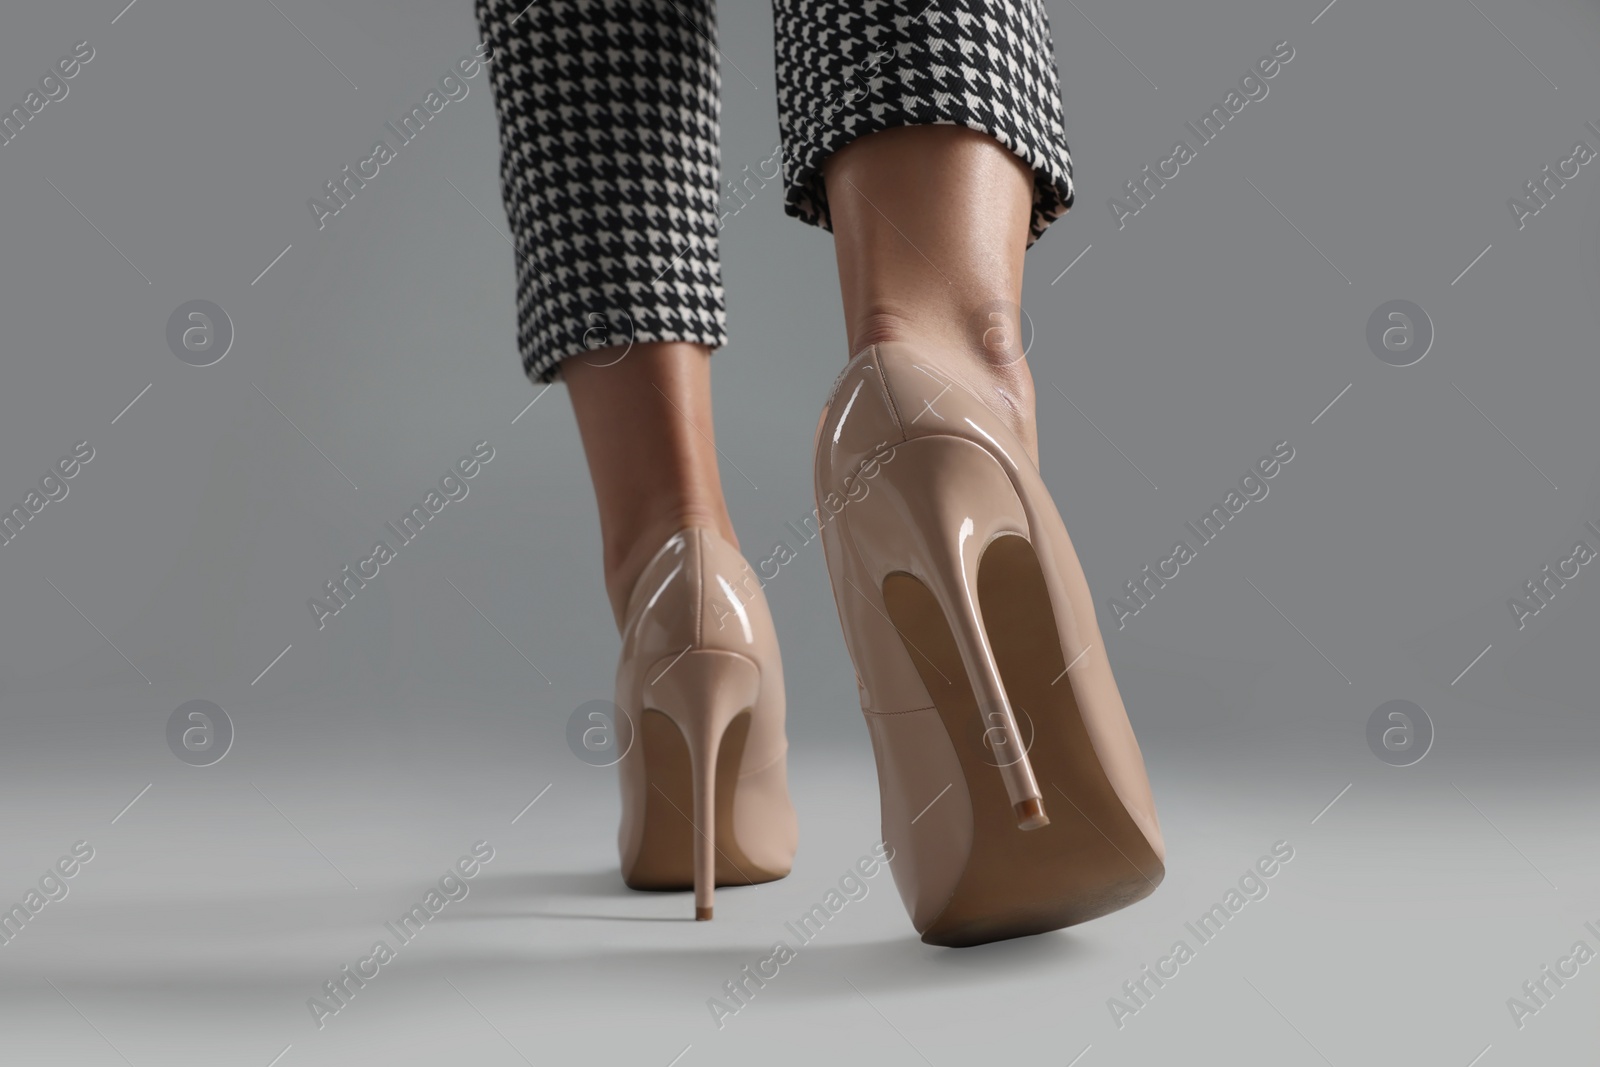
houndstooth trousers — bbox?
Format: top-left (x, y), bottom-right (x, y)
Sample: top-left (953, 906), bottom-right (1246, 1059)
top-left (475, 0), bottom-right (1077, 384)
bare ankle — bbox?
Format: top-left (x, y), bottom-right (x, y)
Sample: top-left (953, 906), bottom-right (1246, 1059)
top-left (849, 301), bottom-right (1027, 371)
top-left (602, 504), bottom-right (736, 626)
top-left (847, 303), bottom-right (1038, 451)
top-left (848, 307), bottom-right (925, 355)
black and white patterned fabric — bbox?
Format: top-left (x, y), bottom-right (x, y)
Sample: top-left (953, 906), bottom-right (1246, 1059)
top-left (774, 0), bottom-right (1075, 250)
top-left (476, 0), bottom-right (1076, 385)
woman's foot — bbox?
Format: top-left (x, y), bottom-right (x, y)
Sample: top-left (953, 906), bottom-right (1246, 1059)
top-left (559, 343), bottom-right (797, 919)
top-left (823, 124), bottom-right (1041, 463)
top-left (813, 342), bottom-right (1163, 945)
top-left (613, 525), bottom-right (797, 920)
top-left (816, 125), bottom-right (1164, 945)
top-left (562, 342), bottom-right (740, 625)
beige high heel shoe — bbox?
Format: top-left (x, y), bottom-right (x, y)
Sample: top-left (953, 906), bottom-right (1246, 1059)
top-left (612, 527), bottom-right (797, 920)
top-left (814, 341), bottom-right (1165, 947)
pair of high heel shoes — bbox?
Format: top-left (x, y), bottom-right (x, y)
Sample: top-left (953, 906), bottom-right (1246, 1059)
top-left (609, 341), bottom-right (1165, 946)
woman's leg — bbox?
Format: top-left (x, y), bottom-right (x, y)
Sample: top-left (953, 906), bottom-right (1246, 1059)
top-left (773, 0), bottom-right (1077, 466)
top-left (822, 124), bottom-right (1041, 462)
top-left (563, 343), bottom-right (735, 625)
top-left (475, 0), bottom-right (735, 622)
top-left (480, 0), bottom-right (797, 918)
top-left (780, 4), bottom-right (1168, 947)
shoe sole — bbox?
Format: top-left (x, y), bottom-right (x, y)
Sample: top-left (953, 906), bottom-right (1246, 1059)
top-left (883, 533), bottom-right (1164, 947)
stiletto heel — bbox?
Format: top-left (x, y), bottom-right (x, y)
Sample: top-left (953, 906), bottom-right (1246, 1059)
top-left (838, 433), bottom-right (1048, 829)
top-left (815, 341), bottom-right (1165, 946)
top-left (613, 528), bottom-right (797, 921)
top-left (643, 650), bottom-right (762, 920)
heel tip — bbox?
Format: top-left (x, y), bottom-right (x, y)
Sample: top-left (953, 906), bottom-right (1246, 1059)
top-left (696, 906), bottom-right (713, 921)
top-left (1014, 798), bottom-right (1050, 830)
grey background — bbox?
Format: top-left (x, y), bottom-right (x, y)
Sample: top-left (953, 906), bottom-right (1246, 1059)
top-left (1, 0), bottom-right (1597, 1063)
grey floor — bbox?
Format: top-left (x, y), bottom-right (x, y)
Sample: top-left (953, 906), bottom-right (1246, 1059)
top-left (1, 687), bottom-right (1596, 1066)
top-left (4, 0), bottom-right (1600, 1062)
